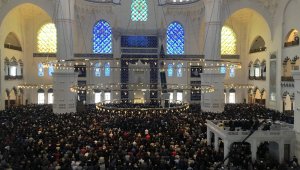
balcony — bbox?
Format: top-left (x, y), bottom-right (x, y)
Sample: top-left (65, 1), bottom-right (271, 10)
top-left (284, 41), bottom-right (299, 47)
top-left (249, 47), bottom-right (267, 54)
top-left (281, 76), bottom-right (294, 82)
top-left (5, 75), bottom-right (23, 80)
top-left (281, 76), bottom-right (294, 89)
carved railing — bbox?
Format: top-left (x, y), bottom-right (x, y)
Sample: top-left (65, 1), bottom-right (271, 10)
top-left (249, 47), bottom-right (267, 54)
top-left (284, 41), bottom-right (299, 47)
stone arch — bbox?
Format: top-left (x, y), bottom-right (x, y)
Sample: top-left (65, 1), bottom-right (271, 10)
top-left (0, 1), bottom-right (54, 28)
top-left (284, 29), bottom-right (299, 47)
top-left (221, 5), bottom-right (272, 37)
top-left (250, 36), bottom-right (266, 53)
top-left (4, 32), bottom-right (22, 51)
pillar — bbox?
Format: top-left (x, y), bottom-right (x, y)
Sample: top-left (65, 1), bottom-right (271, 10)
top-left (291, 98), bottom-right (294, 112)
top-left (207, 129), bottom-right (212, 146)
top-left (283, 99), bottom-right (286, 112)
top-left (292, 70), bottom-right (300, 159)
top-left (214, 134), bottom-right (219, 151)
top-left (251, 140), bottom-right (258, 162)
top-left (278, 140), bottom-right (284, 163)
top-left (56, 0), bottom-right (75, 60)
top-left (223, 140), bottom-right (231, 165)
top-left (201, 0), bottom-right (225, 113)
top-left (53, 0), bottom-right (77, 114)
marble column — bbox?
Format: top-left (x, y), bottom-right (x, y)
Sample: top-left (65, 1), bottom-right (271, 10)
top-left (251, 140), bottom-right (258, 162)
top-left (53, 0), bottom-right (77, 114)
top-left (278, 140), bottom-right (285, 163)
top-left (201, 0), bottom-right (225, 113)
top-left (214, 134), bottom-right (219, 151)
top-left (223, 140), bottom-right (231, 165)
top-left (207, 129), bottom-right (212, 146)
top-left (292, 70), bottom-right (300, 159)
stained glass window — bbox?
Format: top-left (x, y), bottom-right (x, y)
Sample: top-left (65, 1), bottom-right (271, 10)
top-left (221, 26), bottom-right (237, 55)
top-left (37, 23), bottom-right (57, 53)
top-left (93, 20), bottom-right (112, 54)
top-left (168, 64), bottom-right (173, 77)
top-left (38, 63), bottom-right (44, 77)
top-left (167, 22), bottom-right (184, 55)
top-left (105, 62), bottom-right (110, 77)
top-left (131, 0), bottom-right (148, 21)
top-left (230, 67), bottom-right (235, 78)
top-left (48, 64), bottom-right (54, 76)
top-left (220, 66), bottom-right (226, 74)
top-left (95, 63), bottom-right (101, 77)
top-left (177, 64), bottom-right (182, 77)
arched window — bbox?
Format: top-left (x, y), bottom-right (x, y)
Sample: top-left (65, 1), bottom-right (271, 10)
top-left (177, 64), bottom-right (182, 77)
top-left (229, 88), bottom-right (236, 104)
top-left (104, 92), bottom-right (111, 103)
top-left (254, 59), bottom-right (261, 78)
top-left (167, 22), bottom-right (184, 55)
top-left (169, 92), bottom-right (174, 103)
top-left (38, 63), bottom-right (44, 77)
top-left (95, 91), bottom-right (102, 103)
top-left (9, 57), bottom-right (17, 77)
top-left (37, 23), bottom-right (57, 53)
top-left (131, 0), bottom-right (148, 21)
top-left (221, 26), bottom-right (237, 55)
top-left (229, 65), bottom-right (235, 78)
top-left (93, 20), bottom-right (112, 54)
top-left (18, 59), bottom-right (23, 77)
top-left (95, 62), bottom-right (101, 77)
top-left (48, 88), bottom-right (54, 104)
top-left (104, 62), bottom-right (110, 77)
top-left (168, 64), bottom-right (174, 77)
top-left (48, 63), bottom-right (54, 76)
top-left (37, 89), bottom-right (45, 104)
top-left (220, 65), bottom-right (226, 74)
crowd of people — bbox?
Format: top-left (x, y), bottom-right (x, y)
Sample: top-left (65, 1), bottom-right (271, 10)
top-left (0, 103), bottom-right (297, 169)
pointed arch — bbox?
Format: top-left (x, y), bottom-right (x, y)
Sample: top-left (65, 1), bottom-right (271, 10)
top-left (250, 36), bottom-right (266, 53)
top-left (176, 63), bottom-right (183, 77)
top-left (4, 32), bottom-right (22, 51)
top-left (167, 21), bottom-right (185, 55)
top-left (95, 62), bottom-right (101, 77)
top-left (131, 0), bottom-right (148, 21)
top-left (93, 20), bottom-right (112, 54)
top-left (38, 63), bottom-right (44, 77)
top-left (37, 23), bottom-right (57, 53)
top-left (104, 62), bottom-right (110, 77)
top-left (221, 26), bottom-right (237, 55)
top-left (168, 64), bottom-right (174, 77)
top-left (285, 29), bottom-right (299, 46)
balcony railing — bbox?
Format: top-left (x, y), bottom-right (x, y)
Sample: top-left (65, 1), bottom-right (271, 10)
top-left (249, 47), bottom-right (267, 54)
top-left (5, 75), bottom-right (23, 80)
top-left (281, 76), bottom-right (294, 81)
top-left (284, 41), bottom-right (299, 47)
top-left (4, 44), bottom-right (22, 51)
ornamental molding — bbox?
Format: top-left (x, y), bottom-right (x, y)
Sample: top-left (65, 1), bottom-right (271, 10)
top-left (75, 0), bottom-right (113, 16)
top-left (164, 1), bottom-right (204, 21)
